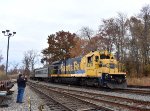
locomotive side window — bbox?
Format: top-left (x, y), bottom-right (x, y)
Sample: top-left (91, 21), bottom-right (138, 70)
top-left (87, 56), bottom-right (93, 66)
top-left (95, 56), bottom-right (99, 62)
top-left (87, 57), bottom-right (92, 63)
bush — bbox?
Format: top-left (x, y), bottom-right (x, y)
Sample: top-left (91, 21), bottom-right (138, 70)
top-left (143, 64), bottom-right (150, 76)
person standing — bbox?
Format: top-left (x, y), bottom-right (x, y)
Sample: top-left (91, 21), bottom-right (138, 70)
top-left (16, 74), bottom-right (27, 103)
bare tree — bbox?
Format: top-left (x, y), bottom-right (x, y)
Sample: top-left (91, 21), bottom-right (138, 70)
top-left (22, 53), bottom-right (30, 76)
top-left (28, 50), bottom-right (39, 72)
top-left (127, 16), bottom-right (143, 76)
top-left (22, 50), bottom-right (39, 76)
top-left (125, 5), bottom-right (150, 76)
top-left (79, 26), bottom-right (95, 52)
top-left (99, 18), bottom-right (119, 52)
top-left (80, 26), bottom-right (94, 40)
top-left (116, 12), bottom-right (128, 62)
top-left (138, 5), bottom-right (150, 75)
top-left (9, 62), bottom-right (19, 74)
top-left (140, 5), bottom-right (150, 66)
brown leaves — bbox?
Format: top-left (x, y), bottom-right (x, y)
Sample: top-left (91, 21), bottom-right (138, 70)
top-left (42, 31), bottom-right (77, 64)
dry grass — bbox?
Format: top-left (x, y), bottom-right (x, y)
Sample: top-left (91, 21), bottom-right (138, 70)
top-left (127, 77), bottom-right (150, 86)
top-left (0, 71), bottom-right (10, 80)
top-left (8, 74), bottom-right (18, 79)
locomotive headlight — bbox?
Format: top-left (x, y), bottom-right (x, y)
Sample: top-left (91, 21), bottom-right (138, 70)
top-left (125, 75), bottom-right (126, 78)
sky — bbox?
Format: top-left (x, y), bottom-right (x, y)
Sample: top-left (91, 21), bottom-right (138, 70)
top-left (0, 0), bottom-right (150, 69)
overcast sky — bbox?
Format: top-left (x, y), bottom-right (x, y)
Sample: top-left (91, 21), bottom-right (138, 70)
top-left (0, 0), bottom-right (149, 68)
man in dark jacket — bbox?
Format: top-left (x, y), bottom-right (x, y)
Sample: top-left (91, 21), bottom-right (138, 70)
top-left (16, 74), bottom-right (27, 103)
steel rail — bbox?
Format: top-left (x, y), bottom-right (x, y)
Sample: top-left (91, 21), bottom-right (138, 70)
top-left (29, 84), bottom-right (73, 111)
top-left (28, 82), bottom-right (113, 111)
top-left (28, 81), bottom-right (150, 111)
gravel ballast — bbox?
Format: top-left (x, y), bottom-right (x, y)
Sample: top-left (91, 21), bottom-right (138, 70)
top-left (1, 84), bottom-right (49, 111)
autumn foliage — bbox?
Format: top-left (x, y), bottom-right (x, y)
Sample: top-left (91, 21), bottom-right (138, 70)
top-left (42, 31), bottom-right (77, 64)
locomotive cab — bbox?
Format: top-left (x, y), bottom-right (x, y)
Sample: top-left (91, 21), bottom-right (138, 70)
top-left (82, 50), bottom-right (127, 89)
top-left (99, 51), bottom-right (127, 89)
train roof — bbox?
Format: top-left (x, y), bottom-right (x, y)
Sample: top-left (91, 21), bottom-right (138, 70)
top-left (34, 67), bottom-right (48, 71)
top-left (52, 60), bottom-right (62, 65)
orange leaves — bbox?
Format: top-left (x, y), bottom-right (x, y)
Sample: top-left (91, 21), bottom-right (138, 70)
top-left (42, 31), bottom-right (77, 64)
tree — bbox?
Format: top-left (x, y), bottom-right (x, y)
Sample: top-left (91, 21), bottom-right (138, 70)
top-left (22, 52), bottom-right (30, 76)
top-left (69, 37), bottom-right (85, 57)
top-left (99, 13), bottom-right (128, 63)
top-left (22, 50), bottom-right (39, 76)
top-left (99, 18), bottom-right (119, 52)
top-left (0, 65), bottom-right (5, 72)
top-left (42, 31), bottom-right (77, 64)
top-left (127, 16), bottom-right (143, 76)
top-left (79, 27), bottom-right (95, 52)
top-left (80, 26), bottom-right (94, 40)
top-left (9, 62), bottom-right (19, 74)
top-left (140, 5), bottom-right (150, 66)
top-left (28, 50), bottom-right (39, 72)
top-left (90, 34), bottom-right (109, 51)
top-left (115, 13), bottom-right (128, 63)
top-left (125, 5), bottom-right (150, 76)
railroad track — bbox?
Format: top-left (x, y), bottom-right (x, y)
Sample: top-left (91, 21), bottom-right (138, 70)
top-left (28, 81), bottom-right (150, 111)
top-left (114, 88), bottom-right (150, 96)
top-left (29, 84), bottom-right (76, 111)
top-left (34, 81), bottom-right (150, 96)
top-left (28, 82), bottom-right (112, 111)
top-left (0, 98), bottom-right (4, 106)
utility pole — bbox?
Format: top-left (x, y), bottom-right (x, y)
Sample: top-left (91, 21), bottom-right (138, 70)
top-left (2, 30), bottom-right (16, 75)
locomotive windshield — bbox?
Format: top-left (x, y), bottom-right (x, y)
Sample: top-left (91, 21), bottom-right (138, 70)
top-left (100, 54), bottom-right (113, 59)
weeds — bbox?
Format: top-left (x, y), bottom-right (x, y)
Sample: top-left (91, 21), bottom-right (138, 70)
top-left (127, 77), bottom-right (150, 86)
top-left (0, 71), bottom-right (9, 80)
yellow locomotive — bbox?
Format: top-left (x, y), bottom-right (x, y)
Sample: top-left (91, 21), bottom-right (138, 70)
top-left (34, 50), bottom-right (127, 89)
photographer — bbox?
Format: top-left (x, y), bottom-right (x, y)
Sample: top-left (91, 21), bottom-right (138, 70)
top-left (16, 74), bottom-right (27, 103)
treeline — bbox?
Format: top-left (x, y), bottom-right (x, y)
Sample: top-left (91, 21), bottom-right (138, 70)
top-left (42, 5), bottom-right (150, 77)
top-left (0, 50), bottom-right (39, 76)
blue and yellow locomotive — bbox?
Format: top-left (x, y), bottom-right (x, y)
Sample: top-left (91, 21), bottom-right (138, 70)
top-left (34, 50), bottom-right (127, 89)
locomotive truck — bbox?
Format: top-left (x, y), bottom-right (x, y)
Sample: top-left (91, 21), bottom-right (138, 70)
top-left (32, 50), bottom-right (127, 89)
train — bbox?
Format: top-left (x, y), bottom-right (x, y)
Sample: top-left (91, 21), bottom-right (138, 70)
top-left (31, 50), bottom-right (127, 89)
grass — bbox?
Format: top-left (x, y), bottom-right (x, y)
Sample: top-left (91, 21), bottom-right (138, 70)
top-left (0, 71), bottom-right (9, 80)
top-left (127, 77), bottom-right (150, 86)
top-left (8, 74), bottom-right (18, 79)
